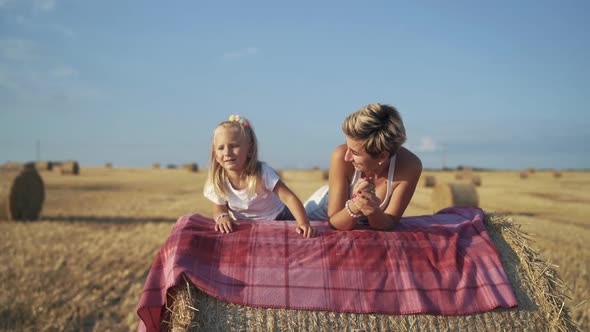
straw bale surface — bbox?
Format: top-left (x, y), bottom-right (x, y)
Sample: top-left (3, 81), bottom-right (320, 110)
top-left (162, 213), bottom-right (579, 332)
top-left (0, 164), bottom-right (44, 221)
top-left (432, 183), bottom-right (478, 213)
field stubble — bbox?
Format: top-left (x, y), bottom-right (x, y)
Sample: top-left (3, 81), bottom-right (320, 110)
top-left (0, 168), bottom-right (588, 331)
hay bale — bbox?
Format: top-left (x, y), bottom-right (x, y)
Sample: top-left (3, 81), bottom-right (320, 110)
top-left (422, 175), bottom-right (436, 187)
top-left (553, 170), bottom-right (562, 178)
top-left (0, 164), bottom-right (44, 221)
top-left (35, 161), bottom-right (53, 171)
top-left (278, 169), bottom-right (327, 181)
top-left (322, 170), bottom-right (329, 180)
top-left (60, 160), bottom-right (79, 175)
top-left (162, 213), bottom-right (580, 332)
top-left (182, 163), bottom-right (199, 173)
top-left (153, 163), bottom-right (161, 169)
top-left (454, 173), bottom-right (464, 180)
top-left (432, 182), bottom-right (478, 213)
top-left (167, 164), bottom-right (178, 169)
top-left (527, 168), bottom-right (536, 174)
top-left (520, 171), bottom-right (528, 179)
top-left (470, 174), bottom-right (482, 187)
top-left (105, 162), bottom-right (113, 169)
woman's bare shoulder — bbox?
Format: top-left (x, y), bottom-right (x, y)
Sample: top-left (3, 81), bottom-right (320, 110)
top-left (397, 147), bottom-right (423, 177)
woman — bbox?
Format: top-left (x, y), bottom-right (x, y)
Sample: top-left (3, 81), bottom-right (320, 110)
top-left (304, 103), bottom-right (422, 230)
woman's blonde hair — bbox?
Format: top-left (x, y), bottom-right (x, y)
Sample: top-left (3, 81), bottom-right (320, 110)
top-left (342, 103), bottom-right (407, 157)
top-left (205, 119), bottom-right (262, 199)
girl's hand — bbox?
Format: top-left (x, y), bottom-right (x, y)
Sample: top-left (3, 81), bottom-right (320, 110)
top-left (214, 215), bottom-right (239, 233)
top-left (296, 223), bottom-right (317, 238)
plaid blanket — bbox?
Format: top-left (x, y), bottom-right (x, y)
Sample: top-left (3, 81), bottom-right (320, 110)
top-left (137, 207), bottom-right (517, 332)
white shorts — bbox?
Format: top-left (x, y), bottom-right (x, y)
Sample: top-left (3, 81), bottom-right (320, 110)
top-left (303, 184), bottom-right (329, 220)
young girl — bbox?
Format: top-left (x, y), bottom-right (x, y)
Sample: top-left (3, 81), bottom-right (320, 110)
top-left (203, 115), bottom-right (316, 238)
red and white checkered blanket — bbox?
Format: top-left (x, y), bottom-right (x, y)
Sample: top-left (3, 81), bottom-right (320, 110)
top-left (137, 207), bottom-right (517, 332)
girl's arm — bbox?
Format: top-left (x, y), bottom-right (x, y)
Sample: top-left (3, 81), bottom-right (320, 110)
top-left (326, 144), bottom-right (364, 231)
top-left (273, 180), bottom-right (316, 238)
top-left (211, 203), bottom-right (236, 233)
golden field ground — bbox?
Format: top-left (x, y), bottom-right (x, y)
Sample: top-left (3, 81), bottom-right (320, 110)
top-left (0, 167), bottom-right (588, 331)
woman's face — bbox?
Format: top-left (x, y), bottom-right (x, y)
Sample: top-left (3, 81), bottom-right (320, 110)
top-left (344, 136), bottom-right (381, 173)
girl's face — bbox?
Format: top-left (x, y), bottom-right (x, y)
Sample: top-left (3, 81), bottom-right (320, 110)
top-left (344, 136), bottom-right (381, 173)
top-left (213, 125), bottom-right (251, 173)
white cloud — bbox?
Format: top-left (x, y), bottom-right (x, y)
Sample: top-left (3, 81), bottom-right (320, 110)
top-left (223, 47), bottom-right (259, 58)
top-left (33, 0), bottom-right (56, 11)
top-left (0, 0), bottom-right (55, 11)
top-left (0, 0), bottom-right (17, 8)
top-left (416, 136), bottom-right (438, 152)
top-left (0, 39), bottom-right (38, 61)
top-left (16, 15), bottom-right (75, 38)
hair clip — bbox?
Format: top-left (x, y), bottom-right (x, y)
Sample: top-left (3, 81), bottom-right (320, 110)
top-left (229, 114), bottom-right (250, 127)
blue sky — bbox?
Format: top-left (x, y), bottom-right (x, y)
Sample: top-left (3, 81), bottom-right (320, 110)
top-left (1, 0), bottom-right (588, 170)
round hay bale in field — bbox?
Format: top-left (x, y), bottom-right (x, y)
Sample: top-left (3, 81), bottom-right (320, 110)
top-left (553, 170), bottom-right (562, 178)
top-left (60, 160), bottom-right (79, 175)
top-left (454, 173), bottom-right (464, 180)
top-left (153, 163), bottom-right (161, 169)
top-left (322, 170), bottom-right (329, 180)
top-left (422, 175), bottom-right (436, 187)
top-left (0, 164), bottom-right (44, 221)
top-left (520, 171), bottom-right (529, 179)
top-left (35, 161), bottom-right (53, 171)
top-left (432, 183), bottom-right (478, 213)
top-left (167, 164), bottom-right (178, 169)
top-left (527, 168), bottom-right (536, 174)
top-left (183, 163), bottom-right (199, 172)
top-left (105, 162), bottom-right (113, 168)
top-left (470, 174), bottom-right (482, 186)
top-left (162, 213), bottom-right (579, 331)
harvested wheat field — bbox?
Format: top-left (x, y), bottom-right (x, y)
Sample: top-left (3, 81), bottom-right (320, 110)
top-left (0, 168), bottom-right (588, 331)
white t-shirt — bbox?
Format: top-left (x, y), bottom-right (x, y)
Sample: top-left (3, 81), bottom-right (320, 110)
top-left (203, 162), bottom-right (285, 220)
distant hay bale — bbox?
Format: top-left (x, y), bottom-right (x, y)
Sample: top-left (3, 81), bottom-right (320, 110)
top-left (432, 183), bottom-right (478, 213)
top-left (422, 175), bottom-right (436, 187)
top-left (153, 163), bottom-right (161, 169)
top-left (0, 164), bottom-right (44, 221)
top-left (322, 170), bottom-right (329, 180)
top-left (278, 169), bottom-right (327, 182)
top-left (167, 164), bottom-right (178, 169)
top-left (35, 161), bottom-right (53, 171)
top-left (162, 213), bottom-right (579, 332)
top-left (553, 170), bottom-right (562, 178)
top-left (527, 168), bottom-right (536, 174)
top-left (105, 162), bottom-right (113, 169)
top-left (182, 163), bottom-right (199, 172)
top-left (454, 173), bottom-right (464, 180)
top-left (60, 160), bottom-right (79, 175)
top-left (520, 171), bottom-right (529, 179)
top-left (470, 174), bottom-right (482, 186)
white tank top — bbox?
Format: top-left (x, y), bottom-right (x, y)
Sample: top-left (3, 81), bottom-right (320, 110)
top-left (349, 154), bottom-right (397, 210)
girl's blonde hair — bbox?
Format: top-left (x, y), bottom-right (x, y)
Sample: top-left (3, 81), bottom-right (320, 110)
top-left (342, 103), bottom-right (407, 157)
top-left (205, 119), bottom-right (262, 199)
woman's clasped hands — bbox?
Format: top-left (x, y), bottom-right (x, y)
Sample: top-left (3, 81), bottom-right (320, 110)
top-left (350, 177), bottom-right (382, 217)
